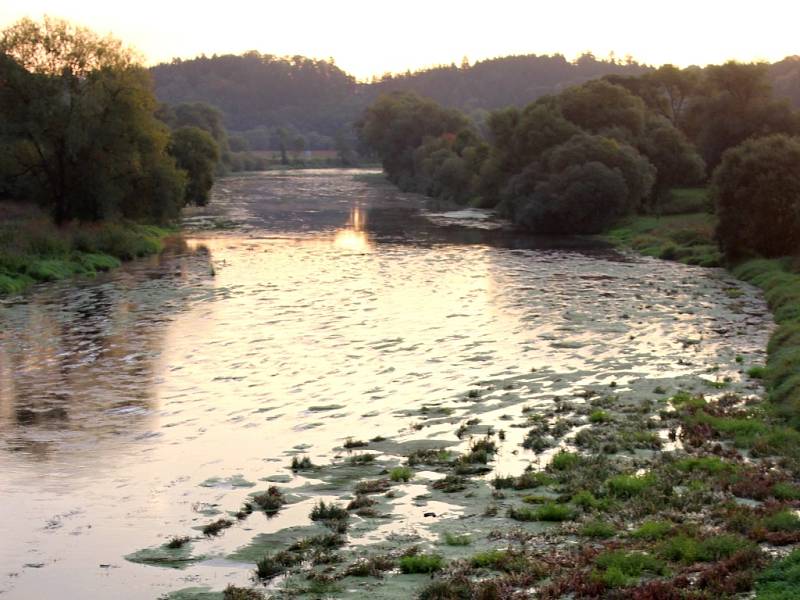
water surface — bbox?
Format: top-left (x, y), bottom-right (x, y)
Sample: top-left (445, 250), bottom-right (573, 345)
top-left (0, 169), bottom-right (771, 598)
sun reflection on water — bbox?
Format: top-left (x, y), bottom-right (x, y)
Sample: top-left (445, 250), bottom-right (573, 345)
top-left (333, 205), bottom-right (371, 251)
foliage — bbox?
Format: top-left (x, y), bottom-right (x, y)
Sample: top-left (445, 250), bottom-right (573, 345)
top-left (712, 134), bottom-right (800, 259)
top-left (398, 554), bottom-right (444, 574)
top-left (0, 18), bottom-right (187, 223)
top-left (169, 127), bottom-right (220, 206)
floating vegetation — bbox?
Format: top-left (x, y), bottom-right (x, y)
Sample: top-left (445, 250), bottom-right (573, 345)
top-left (290, 455), bottom-right (315, 471)
top-left (252, 486), bottom-right (285, 514)
top-left (202, 518), bottom-right (233, 537)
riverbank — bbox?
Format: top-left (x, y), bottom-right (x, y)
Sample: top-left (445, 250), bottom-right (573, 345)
top-left (604, 207), bottom-right (800, 599)
top-left (0, 203), bottom-right (173, 296)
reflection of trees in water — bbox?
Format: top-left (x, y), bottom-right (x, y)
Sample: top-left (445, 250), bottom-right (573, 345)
top-left (0, 238), bottom-right (212, 460)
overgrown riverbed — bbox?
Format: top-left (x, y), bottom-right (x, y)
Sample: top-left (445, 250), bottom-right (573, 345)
top-left (0, 171), bottom-right (785, 599)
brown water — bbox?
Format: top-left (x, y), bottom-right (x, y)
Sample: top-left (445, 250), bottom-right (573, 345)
top-left (0, 169), bottom-right (771, 598)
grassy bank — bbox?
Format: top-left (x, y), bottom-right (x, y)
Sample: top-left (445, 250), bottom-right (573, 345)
top-left (603, 198), bottom-right (800, 598)
top-left (0, 204), bottom-right (172, 295)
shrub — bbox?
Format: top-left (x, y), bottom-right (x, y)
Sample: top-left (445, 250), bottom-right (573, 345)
top-left (712, 134), bottom-right (800, 259)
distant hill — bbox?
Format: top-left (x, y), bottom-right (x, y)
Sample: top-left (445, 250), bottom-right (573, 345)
top-left (150, 52), bottom-right (651, 149)
top-left (150, 52), bottom-right (800, 151)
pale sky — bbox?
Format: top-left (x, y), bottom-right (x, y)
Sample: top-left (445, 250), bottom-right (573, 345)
top-left (1, 1), bottom-right (798, 80)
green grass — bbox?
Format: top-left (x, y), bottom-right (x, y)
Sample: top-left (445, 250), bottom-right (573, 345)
top-left (756, 549), bottom-right (800, 599)
top-left (589, 409), bottom-right (611, 423)
top-left (441, 532), bottom-right (471, 546)
top-left (593, 550), bottom-right (668, 588)
top-left (606, 473), bottom-right (656, 498)
top-left (550, 451), bottom-right (581, 471)
top-left (0, 211), bottom-right (171, 295)
top-left (630, 520), bottom-right (673, 541)
top-left (580, 520), bottom-right (616, 538)
top-left (674, 456), bottom-right (735, 475)
top-left (389, 466), bottom-right (413, 482)
top-left (658, 534), bottom-right (753, 564)
top-left (508, 502), bottom-right (575, 522)
top-left (604, 210), bottom-right (721, 267)
top-left (399, 554), bottom-right (444, 574)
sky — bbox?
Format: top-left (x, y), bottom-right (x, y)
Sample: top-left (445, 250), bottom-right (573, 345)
top-left (1, 1), bottom-right (798, 80)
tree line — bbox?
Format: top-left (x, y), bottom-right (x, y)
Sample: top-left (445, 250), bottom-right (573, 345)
top-left (150, 51), bottom-right (800, 158)
top-left (356, 62), bottom-right (800, 260)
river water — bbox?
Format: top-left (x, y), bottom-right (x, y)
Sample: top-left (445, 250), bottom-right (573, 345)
top-left (0, 169), bottom-right (771, 598)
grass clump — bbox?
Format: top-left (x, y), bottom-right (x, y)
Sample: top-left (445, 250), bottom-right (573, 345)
top-left (763, 510), bottom-right (800, 532)
top-left (255, 550), bottom-right (301, 580)
top-left (589, 409), bottom-right (612, 423)
top-left (606, 473), bottom-right (656, 498)
top-left (659, 533), bottom-right (753, 564)
top-left (631, 520), bottom-right (674, 541)
top-left (674, 456), bottom-right (735, 475)
top-left (442, 532), bottom-right (471, 546)
top-left (222, 585), bottom-right (264, 600)
top-left (389, 466), bottom-right (413, 482)
top-left (432, 474), bottom-right (467, 493)
top-left (771, 482), bottom-right (800, 500)
top-left (593, 550), bottom-right (668, 588)
top-left (309, 500), bottom-right (349, 523)
top-left (354, 479), bottom-right (391, 494)
top-left (202, 518), bottom-right (233, 536)
top-left (290, 455), bottom-right (315, 471)
top-left (343, 437), bottom-right (368, 449)
top-left (580, 520), bottom-right (616, 538)
top-left (756, 548), bottom-right (800, 599)
top-left (166, 536), bottom-right (191, 549)
top-left (349, 453), bottom-right (378, 465)
top-left (399, 554), bottom-right (444, 574)
top-left (508, 502), bottom-right (575, 522)
top-left (252, 486), bottom-right (285, 514)
top-left (550, 451), bottom-right (581, 471)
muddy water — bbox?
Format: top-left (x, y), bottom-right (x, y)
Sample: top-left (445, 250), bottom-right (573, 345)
top-left (0, 170), bottom-right (771, 598)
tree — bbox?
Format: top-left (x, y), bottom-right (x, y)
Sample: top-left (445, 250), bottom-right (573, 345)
top-left (685, 61), bottom-right (800, 169)
top-left (711, 135), bottom-right (800, 259)
top-left (517, 162), bottom-right (629, 234)
top-left (356, 91), bottom-right (467, 186)
top-left (638, 116), bottom-right (706, 209)
top-left (545, 133), bottom-right (655, 212)
top-left (557, 79), bottom-right (647, 139)
top-left (169, 127), bottom-right (220, 206)
top-left (0, 18), bottom-right (186, 223)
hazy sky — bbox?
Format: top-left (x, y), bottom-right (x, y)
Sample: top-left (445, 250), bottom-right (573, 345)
top-left (1, 1), bottom-right (798, 80)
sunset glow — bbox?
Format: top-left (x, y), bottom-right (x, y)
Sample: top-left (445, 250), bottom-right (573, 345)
top-left (1, 0), bottom-right (797, 79)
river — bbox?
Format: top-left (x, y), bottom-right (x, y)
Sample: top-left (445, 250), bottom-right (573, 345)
top-left (0, 169), bottom-right (771, 598)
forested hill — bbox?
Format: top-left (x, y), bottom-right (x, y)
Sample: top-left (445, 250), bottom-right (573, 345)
top-left (150, 52), bottom-right (800, 150)
top-left (149, 52), bottom-right (651, 148)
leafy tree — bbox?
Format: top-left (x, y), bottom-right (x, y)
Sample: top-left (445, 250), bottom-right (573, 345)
top-left (686, 62), bottom-right (800, 169)
top-left (169, 127), bottom-right (220, 206)
top-left (517, 162), bottom-right (629, 234)
top-left (712, 134), bottom-right (800, 259)
top-left (557, 80), bottom-right (647, 139)
top-left (545, 133), bottom-right (655, 212)
top-left (355, 91), bottom-right (467, 187)
top-left (0, 19), bottom-right (186, 223)
top-left (638, 116), bottom-right (705, 208)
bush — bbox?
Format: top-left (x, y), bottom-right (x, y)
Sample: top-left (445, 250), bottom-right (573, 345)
top-left (712, 135), bottom-right (800, 259)
top-left (517, 161), bottom-right (630, 234)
